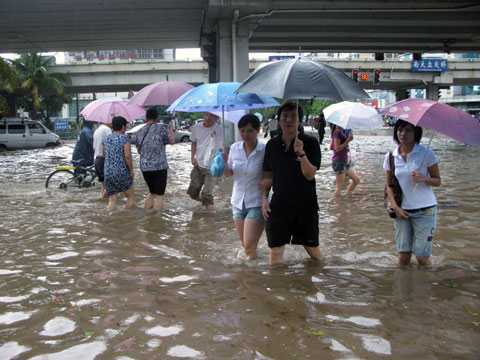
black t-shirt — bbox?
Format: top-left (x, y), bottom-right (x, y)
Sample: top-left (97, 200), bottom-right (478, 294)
top-left (263, 132), bottom-right (321, 212)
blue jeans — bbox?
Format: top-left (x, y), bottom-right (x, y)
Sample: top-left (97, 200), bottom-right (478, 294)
top-left (394, 206), bottom-right (437, 258)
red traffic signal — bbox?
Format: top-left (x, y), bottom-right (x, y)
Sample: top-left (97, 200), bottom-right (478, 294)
top-left (373, 69), bottom-right (381, 84)
top-left (352, 69), bottom-right (359, 83)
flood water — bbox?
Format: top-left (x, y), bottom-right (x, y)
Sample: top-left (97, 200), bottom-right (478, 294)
top-left (0, 131), bottom-right (479, 359)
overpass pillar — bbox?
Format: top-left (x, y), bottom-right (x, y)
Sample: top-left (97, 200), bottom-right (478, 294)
top-left (426, 85), bottom-right (439, 101)
top-left (396, 89), bottom-right (409, 101)
top-left (215, 19), bottom-right (249, 82)
top-left (214, 18), bottom-right (250, 147)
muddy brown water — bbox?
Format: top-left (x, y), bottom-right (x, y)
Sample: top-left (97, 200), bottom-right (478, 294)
top-left (0, 133), bottom-right (479, 359)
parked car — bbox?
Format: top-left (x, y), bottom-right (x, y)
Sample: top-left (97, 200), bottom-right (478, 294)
top-left (126, 123), bottom-right (191, 145)
top-left (0, 118), bottom-right (62, 150)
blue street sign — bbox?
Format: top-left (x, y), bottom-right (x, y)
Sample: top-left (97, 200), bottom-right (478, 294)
top-left (412, 59), bottom-right (448, 72)
top-left (268, 55), bottom-right (296, 61)
top-left (55, 119), bottom-right (68, 131)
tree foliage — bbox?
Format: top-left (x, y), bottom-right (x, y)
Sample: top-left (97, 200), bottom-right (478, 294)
top-left (11, 53), bottom-right (72, 123)
top-left (0, 56), bottom-right (17, 115)
top-left (17, 93), bottom-right (74, 121)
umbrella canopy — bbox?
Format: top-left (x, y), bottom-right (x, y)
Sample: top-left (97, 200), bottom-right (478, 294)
top-left (379, 98), bottom-right (480, 146)
top-left (236, 58), bottom-right (369, 101)
top-left (323, 101), bottom-right (384, 131)
top-left (80, 97), bottom-right (145, 124)
top-left (128, 81), bottom-right (194, 107)
top-left (166, 82), bottom-right (280, 113)
top-left (210, 109), bottom-right (246, 124)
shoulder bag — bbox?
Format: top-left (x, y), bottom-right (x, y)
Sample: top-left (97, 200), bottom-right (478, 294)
top-left (384, 151), bottom-right (402, 218)
top-left (137, 124), bottom-right (153, 155)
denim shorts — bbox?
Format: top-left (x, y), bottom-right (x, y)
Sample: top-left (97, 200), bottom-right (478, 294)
top-left (232, 204), bottom-right (264, 222)
top-left (332, 161), bottom-right (348, 174)
top-left (394, 206), bottom-right (437, 258)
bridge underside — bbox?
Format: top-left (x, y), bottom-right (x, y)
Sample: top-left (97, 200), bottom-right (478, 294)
top-left (1, 0), bottom-right (480, 55)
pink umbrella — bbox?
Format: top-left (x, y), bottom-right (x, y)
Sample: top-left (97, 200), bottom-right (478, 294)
top-left (379, 98), bottom-right (480, 146)
top-left (128, 81), bottom-right (194, 106)
top-left (80, 97), bottom-right (145, 124)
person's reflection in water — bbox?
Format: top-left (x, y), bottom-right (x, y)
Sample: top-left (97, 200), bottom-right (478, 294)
top-left (392, 270), bottom-right (433, 301)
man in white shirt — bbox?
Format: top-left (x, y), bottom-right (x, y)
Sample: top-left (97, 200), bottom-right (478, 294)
top-left (187, 112), bottom-right (223, 210)
top-left (93, 122), bottom-right (112, 197)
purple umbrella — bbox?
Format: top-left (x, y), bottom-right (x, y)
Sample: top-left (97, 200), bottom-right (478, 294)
top-left (128, 81), bottom-right (194, 107)
top-left (379, 98), bottom-right (480, 146)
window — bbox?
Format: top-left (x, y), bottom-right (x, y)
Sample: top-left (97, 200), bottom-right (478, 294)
top-left (8, 124), bottom-right (26, 134)
top-left (0, 124), bottom-right (6, 134)
top-left (28, 123), bottom-right (46, 134)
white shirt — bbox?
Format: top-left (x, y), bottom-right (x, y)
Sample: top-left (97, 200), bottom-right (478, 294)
top-left (228, 140), bottom-right (265, 209)
top-left (93, 124), bottom-right (112, 158)
top-left (190, 121), bottom-right (223, 168)
top-left (383, 143), bottom-right (438, 210)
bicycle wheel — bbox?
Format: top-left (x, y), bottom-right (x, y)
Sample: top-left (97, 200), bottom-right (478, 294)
top-left (45, 169), bottom-right (76, 189)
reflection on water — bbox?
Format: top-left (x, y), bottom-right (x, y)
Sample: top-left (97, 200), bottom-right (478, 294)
top-left (0, 135), bottom-right (479, 359)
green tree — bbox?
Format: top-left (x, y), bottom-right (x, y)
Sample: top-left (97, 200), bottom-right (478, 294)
top-left (310, 99), bottom-right (338, 117)
top-left (0, 56), bottom-right (17, 115)
top-left (17, 93), bottom-right (74, 122)
top-left (12, 53), bottom-right (71, 124)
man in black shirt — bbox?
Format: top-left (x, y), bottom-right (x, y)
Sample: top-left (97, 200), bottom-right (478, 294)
top-left (262, 100), bottom-right (324, 265)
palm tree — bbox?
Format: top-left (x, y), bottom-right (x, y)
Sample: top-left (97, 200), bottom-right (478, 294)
top-left (12, 53), bottom-right (71, 121)
top-left (0, 56), bottom-right (17, 115)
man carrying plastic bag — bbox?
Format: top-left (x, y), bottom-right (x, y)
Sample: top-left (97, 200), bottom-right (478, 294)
top-left (187, 112), bottom-right (223, 210)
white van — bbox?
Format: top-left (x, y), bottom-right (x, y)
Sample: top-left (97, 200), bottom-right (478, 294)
top-left (0, 118), bottom-right (62, 150)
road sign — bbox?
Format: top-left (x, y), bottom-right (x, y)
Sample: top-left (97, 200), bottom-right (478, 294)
top-left (412, 59), bottom-right (448, 72)
top-left (268, 55), bottom-right (295, 62)
top-left (55, 119), bottom-right (68, 131)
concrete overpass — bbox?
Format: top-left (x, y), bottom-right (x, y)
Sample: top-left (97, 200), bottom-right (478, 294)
top-left (54, 59), bottom-right (480, 99)
top-left (2, 1), bottom-right (480, 85)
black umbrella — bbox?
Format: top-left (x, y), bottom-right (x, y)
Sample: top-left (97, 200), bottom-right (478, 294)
top-left (237, 58), bottom-right (369, 101)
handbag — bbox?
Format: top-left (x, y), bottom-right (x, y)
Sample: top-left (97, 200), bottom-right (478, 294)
top-left (384, 152), bottom-right (402, 219)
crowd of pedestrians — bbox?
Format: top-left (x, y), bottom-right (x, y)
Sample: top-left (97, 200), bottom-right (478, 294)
top-left (72, 100), bottom-right (441, 267)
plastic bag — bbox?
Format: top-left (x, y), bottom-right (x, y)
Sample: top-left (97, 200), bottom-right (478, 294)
top-left (202, 134), bottom-right (216, 166)
top-left (210, 151), bottom-right (226, 177)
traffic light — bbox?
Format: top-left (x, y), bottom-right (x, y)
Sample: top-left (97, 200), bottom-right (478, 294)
top-left (373, 69), bottom-right (381, 84)
top-left (352, 69), bottom-right (359, 83)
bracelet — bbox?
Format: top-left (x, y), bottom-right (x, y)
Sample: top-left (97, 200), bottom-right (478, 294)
top-left (298, 153), bottom-right (306, 158)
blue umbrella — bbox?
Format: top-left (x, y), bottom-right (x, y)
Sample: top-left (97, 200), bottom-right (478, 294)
top-left (166, 82), bottom-right (279, 113)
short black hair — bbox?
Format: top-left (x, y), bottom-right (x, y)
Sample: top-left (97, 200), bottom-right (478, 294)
top-left (393, 119), bottom-right (423, 144)
top-left (237, 114), bottom-right (260, 130)
top-left (146, 108), bottom-right (158, 120)
top-left (277, 100), bottom-right (304, 123)
top-left (112, 116), bottom-right (128, 131)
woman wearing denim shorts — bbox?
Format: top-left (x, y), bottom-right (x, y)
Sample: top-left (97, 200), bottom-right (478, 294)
top-left (384, 120), bottom-right (441, 267)
top-left (224, 114), bottom-right (265, 260)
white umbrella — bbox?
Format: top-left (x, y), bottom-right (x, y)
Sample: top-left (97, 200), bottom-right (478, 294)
top-left (323, 101), bottom-right (383, 131)
top-left (210, 109), bottom-right (246, 124)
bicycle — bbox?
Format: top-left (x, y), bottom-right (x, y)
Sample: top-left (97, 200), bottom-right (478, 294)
top-left (45, 160), bottom-right (97, 189)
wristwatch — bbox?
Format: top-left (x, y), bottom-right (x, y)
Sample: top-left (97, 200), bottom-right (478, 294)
top-left (298, 153), bottom-right (306, 158)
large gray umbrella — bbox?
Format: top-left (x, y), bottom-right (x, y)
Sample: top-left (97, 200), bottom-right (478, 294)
top-left (237, 58), bottom-right (369, 101)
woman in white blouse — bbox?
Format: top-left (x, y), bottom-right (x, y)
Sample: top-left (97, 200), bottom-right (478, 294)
top-left (384, 119), bottom-right (441, 267)
top-left (224, 114), bottom-right (266, 260)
